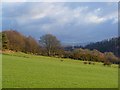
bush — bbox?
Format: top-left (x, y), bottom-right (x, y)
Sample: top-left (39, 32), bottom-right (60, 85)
top-left (103, 61), bottom-right (111, 66)
top-left (84, 61), bottom-right (88, 64)
top-left (60, 59), bottom-right (63, 62)
top-left (88, 62), bottom-right (91, 64)
top-left (92, 62), bottom-right (95, 65)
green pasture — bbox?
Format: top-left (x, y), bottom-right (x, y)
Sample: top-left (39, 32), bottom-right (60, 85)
top-left (2, 52), bottom-right (118, 88)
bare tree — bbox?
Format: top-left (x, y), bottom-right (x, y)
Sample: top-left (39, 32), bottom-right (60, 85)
top-left (39, 34), bottom-right (61, 56)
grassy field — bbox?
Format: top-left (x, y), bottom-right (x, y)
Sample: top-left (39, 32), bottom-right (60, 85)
top-left (2, 52), bottom-right (118, 88)
top-left (0, 54), bottom-right (2, 89)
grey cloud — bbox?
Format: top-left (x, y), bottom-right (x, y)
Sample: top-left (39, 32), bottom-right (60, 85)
top-left (2, 2), bottom-right (118, 43)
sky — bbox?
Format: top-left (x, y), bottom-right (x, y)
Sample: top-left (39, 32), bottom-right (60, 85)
top-left (1, 2), bottom-right (118, 45)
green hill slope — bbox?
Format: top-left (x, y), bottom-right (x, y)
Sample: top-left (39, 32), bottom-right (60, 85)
top-left (2, 53), bottom-right (118, 88)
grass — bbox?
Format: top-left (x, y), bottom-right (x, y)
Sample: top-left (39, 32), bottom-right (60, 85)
top-left (0, 54), bottom-right (2, 89)
top-left (2, 52), bottom-right (118, 88)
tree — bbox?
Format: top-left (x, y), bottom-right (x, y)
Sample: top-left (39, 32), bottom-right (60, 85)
top-left (25, 36), bottom-right (41, 54)
top-left (2, 32), bottom-right (8, 50)
top-left (104, 52), bottom-right (118, 64)
top-left (3, 30), bottom-right (26, 51)
top-left (39, 34), bottom-right (61, 56)
top-left (0, 32), bottom-right (2, 50)
top-left (2, 30), bottom-right (41, 54)
top-left (85, 37), bottom-right (119, 57)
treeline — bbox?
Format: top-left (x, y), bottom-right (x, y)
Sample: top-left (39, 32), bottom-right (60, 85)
top-left (1, 30), bottom-right (63, 56)
top-left (64, 49), bottom-right (119, 65)
top-left (85, 37), bottom-right (120, 57)
top-left (1, 30), bottom-right (41, 54)
top-left (1, 30), bottom-right (120, 65)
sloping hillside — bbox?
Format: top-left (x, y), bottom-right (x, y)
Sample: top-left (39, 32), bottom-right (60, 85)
top-left (2, 52), bottom-right (118, 88)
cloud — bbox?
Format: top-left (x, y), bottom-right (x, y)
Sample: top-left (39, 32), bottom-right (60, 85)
top-left (2, 0), bottom-right (27, 2)
top-left (3, 2), bottom-right (117, 29)
top-left (85, 15), bottom-right (106, 24)
top-left (0, 3), bottom-right (2, 31)
top-left (2, 0), bottom-right (120, 2)
top-left (105, 11), bottom-right (118, 24)
top-left (2, 2), bottom-right (118, 43)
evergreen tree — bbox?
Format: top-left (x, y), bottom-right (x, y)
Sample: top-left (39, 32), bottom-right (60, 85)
top-left (2, 33), bottom-right (8, 50)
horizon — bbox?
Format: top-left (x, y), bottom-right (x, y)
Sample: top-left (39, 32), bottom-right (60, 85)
top-left (2, 29), bottom-right (118, 47)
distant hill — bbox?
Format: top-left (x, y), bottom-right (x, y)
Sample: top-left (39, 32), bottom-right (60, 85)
top-left (84, 37), bottom-right (120, 57)
top-left (63, 37), bottom-right (120, 57)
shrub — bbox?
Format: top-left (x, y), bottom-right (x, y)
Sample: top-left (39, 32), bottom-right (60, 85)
top-left (84, 61), bottom-right (88, 64)
top-left (92, 62), bottom-right (95, 65)
top-left (103, 61), bottom-right (111, 66)
top-left (88, 62), bottom-right (91, 64)
top-left (60, 59), bottom-right (63, 62)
